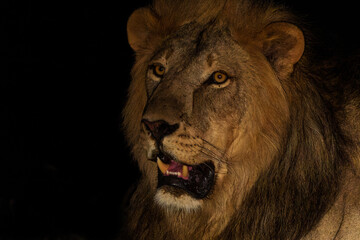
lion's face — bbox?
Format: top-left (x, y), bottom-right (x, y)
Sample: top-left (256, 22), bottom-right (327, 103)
top-left (125, 2), bottom-right (305, 222)
top-left (137, 23), bottom-right (291, 211)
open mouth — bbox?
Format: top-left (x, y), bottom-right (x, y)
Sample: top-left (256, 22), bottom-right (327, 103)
top-left (156, 153), bottom-right (215, 199)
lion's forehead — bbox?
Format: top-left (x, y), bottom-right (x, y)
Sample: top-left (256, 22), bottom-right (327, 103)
top-left (153, 24), bottom-right (246, 72)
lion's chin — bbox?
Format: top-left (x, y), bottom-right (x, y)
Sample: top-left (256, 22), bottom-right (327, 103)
top-left (154, 187), bottom-right (203, 212)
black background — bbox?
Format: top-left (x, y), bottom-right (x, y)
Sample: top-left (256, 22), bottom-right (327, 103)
top-left (1, 0), bottom-right (358, 239)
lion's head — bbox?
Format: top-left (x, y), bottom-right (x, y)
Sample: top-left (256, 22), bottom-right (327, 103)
top-left (122, 0), bottom-right (354, 239)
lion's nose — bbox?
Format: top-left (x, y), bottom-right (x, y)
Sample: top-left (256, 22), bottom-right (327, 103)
top-left (142, 119), bottom-right (179, 142)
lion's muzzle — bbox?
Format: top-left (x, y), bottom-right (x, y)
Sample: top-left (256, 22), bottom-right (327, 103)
top-left (141, 119), bottom-right (216, 199)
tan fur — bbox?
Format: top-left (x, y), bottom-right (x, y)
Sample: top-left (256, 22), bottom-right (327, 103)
top-left (122, 0), bottom-right (360, 239)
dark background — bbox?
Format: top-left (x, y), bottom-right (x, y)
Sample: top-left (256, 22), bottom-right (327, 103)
top-left (1, 0), bottom-right (358, 239)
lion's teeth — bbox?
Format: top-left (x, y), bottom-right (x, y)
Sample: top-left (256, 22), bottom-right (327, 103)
top-left (157, 157), bottom-right (170, 174)
top-left (182, 165), bottom-right (189, 179)
top-left (166, 170), bottom-right (180, 176)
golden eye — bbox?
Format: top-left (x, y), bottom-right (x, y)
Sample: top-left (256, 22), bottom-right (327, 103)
top-left (212, 71), bottom-right (228, 84)
top-left (152, 65), bottom-right (165, 77)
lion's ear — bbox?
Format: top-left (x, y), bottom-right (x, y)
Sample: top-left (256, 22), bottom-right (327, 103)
top-left (256, 22), bottom-right (305, 78)
top-left (127, 8), bottom-right (157, 52)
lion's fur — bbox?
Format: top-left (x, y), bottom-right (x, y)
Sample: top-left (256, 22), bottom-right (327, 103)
top-left (122, 0), bottom-right (360, 239)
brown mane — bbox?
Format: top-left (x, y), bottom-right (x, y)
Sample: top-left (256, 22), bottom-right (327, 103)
top-left (122, 0), bottom-right (359, 239)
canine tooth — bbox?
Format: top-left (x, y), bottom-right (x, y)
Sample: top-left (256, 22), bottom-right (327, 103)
top-left (157, 157), bottom-right (170, 175)
top-left (182, 165), bottom-right (189, 179)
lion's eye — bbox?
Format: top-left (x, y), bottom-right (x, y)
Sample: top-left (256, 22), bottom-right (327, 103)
top-left (211, 71), bottom-right (228, 84)
top-left (152, 65), bottom-right (166, 78)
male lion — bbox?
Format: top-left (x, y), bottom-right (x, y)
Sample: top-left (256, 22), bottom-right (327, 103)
top-left (122, 0), bottom-right (360, 239)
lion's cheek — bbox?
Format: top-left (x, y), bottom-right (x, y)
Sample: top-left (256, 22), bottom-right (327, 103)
top-left (203, 120), bottom-right (235, 151)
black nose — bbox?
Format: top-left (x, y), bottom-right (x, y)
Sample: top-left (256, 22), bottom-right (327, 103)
top-left (142, 119), bottom-right (179, 142)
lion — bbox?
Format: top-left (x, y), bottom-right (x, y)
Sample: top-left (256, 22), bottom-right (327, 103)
top-left (121, 0), bottom-right (360, 239)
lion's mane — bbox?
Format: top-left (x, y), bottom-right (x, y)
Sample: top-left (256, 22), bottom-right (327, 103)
top-left (122, 0), bottom-right (359, 239)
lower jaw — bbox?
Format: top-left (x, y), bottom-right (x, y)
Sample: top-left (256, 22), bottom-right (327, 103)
top-left (154, 187), bottom-right (203, 211)
top-left (159, 185), bottom-right (189, 197)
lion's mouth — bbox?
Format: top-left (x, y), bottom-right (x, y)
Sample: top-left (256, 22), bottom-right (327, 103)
top-left (156, 153), bottom-right (215, 199)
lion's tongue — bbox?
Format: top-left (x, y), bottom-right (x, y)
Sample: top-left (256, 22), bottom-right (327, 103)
top-left (168, 161), bottom-right (182, 172)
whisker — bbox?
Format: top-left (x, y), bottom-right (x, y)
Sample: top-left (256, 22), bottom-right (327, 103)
top-left (197, 148), bottom-right (225, 167)
top-left (182, 125), bottom-right (239, 176)
top-left (198, 147), bottom-right (226, 165)
top-left (198, 147), bottom-right (237, 176)
top-left (201, 138), bottom-right (226, 154)
top-left (201, 138), bottom-right (231, 162)
top-left (198, 143), bottom-right (229, 165)
top-left (199, 138), bottom-right (242, 176)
